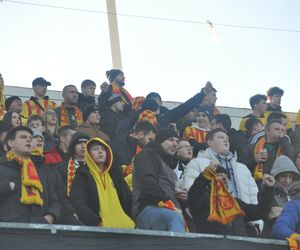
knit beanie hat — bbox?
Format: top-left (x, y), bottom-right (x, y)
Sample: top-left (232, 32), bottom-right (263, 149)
top-left (32, 129), bottom-right (44, 141)
top-left (156, 128), bottom-right (178, 144)
top-left (138, 110), bottom-right (158, 127)
top-left (106, 69), bottom-right (123, 82)
top-left (198, 105), bottom-right (213, 121)
top-left (67, 132), bottom-right (90, 157)
top-left (5, 96), bottom-right (21, 111)
top-left (107, 93), bottom-right (123, 107)
top-left (141, 98), bottom-right (159, 112)
top-left (83, 105), bottom-right (98, 122)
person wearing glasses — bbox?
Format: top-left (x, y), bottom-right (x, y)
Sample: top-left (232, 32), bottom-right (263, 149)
top-left (43, 108), bottom-right (59, 151)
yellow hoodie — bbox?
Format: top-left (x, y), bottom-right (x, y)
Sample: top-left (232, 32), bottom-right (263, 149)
top-left (85, 138), bottom-right (135, 229)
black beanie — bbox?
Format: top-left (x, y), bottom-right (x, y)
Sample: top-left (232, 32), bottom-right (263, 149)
top-left (156, 128), bottom-right (178, 144)
top-left (106, 69), bottom-right (123, 82)
top-left (5, 96), bottom-right (21, 111)
top-left (83, 105), bottom-right (98, 122)
top-left (67, 132), bottom-right (91, 157)
top-left (197, 105), bottom-right (213, 121)
top-left (141, 99), bottom-right (159, 112)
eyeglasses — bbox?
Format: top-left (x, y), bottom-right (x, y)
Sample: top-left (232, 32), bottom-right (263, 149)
top-left (177, 145), bottom-right (194, 151)
top-left (46, 112), bottom-right (57, 117)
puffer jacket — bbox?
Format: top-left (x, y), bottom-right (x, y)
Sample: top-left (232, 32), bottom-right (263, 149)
top-left (182, 148), bottom-right (258, 205)
top-left (272, 200), bottom-right (300, 239)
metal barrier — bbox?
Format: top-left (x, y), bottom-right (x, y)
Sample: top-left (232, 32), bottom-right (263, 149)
top-left (0, 223), bottom-right (288, 250)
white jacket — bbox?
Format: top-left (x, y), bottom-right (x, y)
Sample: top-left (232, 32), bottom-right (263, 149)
top-left (183, 148), bottom-right (259, 205)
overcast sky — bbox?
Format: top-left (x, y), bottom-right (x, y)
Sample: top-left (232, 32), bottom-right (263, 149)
top-left (0, 0), bottom-right (299, 112)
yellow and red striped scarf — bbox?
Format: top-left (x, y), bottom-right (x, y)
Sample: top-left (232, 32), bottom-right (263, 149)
top-left (138, 110), bottom-right (158, 127)
top-left (131, 96), bottom-right (145, 111)
top-left (6, 151), bottom-right (44, 206)
top-left (111, 83), bottom-right (133, 104)
top-left (288, 234), bottom-right (300, 250)
top-left (66, 159), bottom-right (81, 196)
top-left (202, 167), bottom-right (245, 225)
top-left (59, 102), bottom-right (83, 127)
top-left (253, 137), bottom-right (283, 181)
top-left (183, 126), bottom-right (207, 143)
top-left (21, 98), bottom-right (57, 124)
top-left (122, 145), bottom-right (142, 190)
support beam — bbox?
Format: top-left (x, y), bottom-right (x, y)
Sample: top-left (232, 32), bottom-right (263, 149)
top-left (106, 0), bottom-right (123, 70)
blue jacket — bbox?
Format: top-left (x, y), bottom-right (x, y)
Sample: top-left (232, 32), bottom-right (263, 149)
top-left (272, 200), bottom-right (300, 239)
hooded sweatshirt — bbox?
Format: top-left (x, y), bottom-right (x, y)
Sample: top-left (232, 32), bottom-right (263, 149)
top-left (270, 155), bottom-right (300, 207)
top-left (84, 138), bottom-right (135, 228)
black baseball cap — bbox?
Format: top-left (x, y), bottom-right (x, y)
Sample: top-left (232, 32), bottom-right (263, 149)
top-left (32, 77), bottom-right (51, 86)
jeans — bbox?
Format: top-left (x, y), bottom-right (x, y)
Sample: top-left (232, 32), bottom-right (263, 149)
top-left (135, 205), bottom-right (185, 233)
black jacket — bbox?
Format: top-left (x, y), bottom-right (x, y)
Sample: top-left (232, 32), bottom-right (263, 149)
top-left (0, 156), bottom-right (61, 223)
top-left (157, 91), bottom-right (206, 127)
top-left (77, 93), bottom-right (95, 110)
top-left (31, 155), bottom-right (81, 225)
top-left (132, 142), bottom-right (180, 217)
top-left (99, 108), bottom-right (128, 139)
top-left (188, 173), bottom-right (273, 236)
top-left (70, 165), bottom-right (133, 226)
top-left (239, 136), bottom-right (294, 174)
top-left (111, 135), bottom-right (141, 168)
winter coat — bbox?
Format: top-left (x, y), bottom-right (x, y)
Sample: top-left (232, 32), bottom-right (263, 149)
top-left (182, 148), bottom-right (259, 205)
top-left (132, 142), bottom-right (180, 218)
top-left (272, 200), bottom-right (300, 239)
top-left (77, 93), bottom-right (95, 110)
top-left (239, 135), bottom-right (294, 175)
top-left (70, 152), bottom-right (132, 226)
top-left (271, 155), bottom-right (300, 207)
top-left (188, 173), bottom-right (273, 235)
top-left (31, 155), bottom-right (81, 225)
top-left (76, 122), bottom-right (110, 143)
top-left (111, 135), bottom-right (141, 168)
top-left (0, 156), bottom-right (61, 223)
top-left (44, 145), bottom-right (68, 166)
top-left (99, 109), bottom-right (128, 139)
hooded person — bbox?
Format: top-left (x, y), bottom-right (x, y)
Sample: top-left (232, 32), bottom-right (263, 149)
top-left (70, 137), bottom-right (134, 228)
top-left (261, 155), bottom-right (300, 237)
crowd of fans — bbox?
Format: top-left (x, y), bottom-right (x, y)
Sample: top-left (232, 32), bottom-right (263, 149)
top-left (1, 71), bottom-right (300, 243)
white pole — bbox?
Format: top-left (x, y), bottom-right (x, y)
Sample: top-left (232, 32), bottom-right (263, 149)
top-left (106, 0), bottom-right (123, 70)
